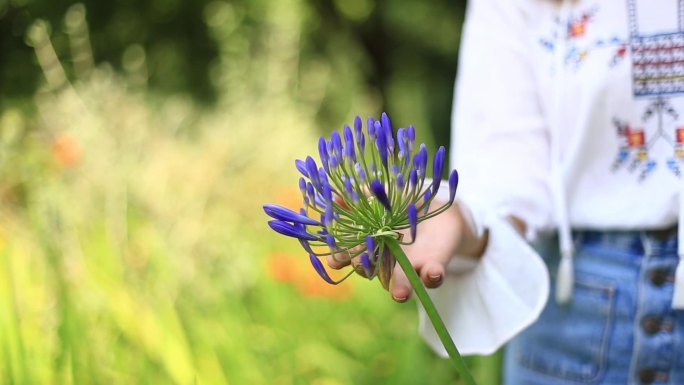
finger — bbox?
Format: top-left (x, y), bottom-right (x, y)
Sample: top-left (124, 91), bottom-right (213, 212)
top-left (389, 265), bottom-right (413, 303)
top-left (326, 254), bottom-right (349, 269)
top-left (350, 257), bottom-right (368, 278)
top-left (419, 260), bottom-right (445, 289)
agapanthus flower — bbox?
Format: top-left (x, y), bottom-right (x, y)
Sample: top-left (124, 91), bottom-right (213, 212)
top-left (264, 112), bottom-right (458, 290)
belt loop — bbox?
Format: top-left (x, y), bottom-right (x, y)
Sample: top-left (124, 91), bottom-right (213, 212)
top-left (640, 231), bottom-right (653, 257)
top-left (572, 229), bottom-right (584, 251)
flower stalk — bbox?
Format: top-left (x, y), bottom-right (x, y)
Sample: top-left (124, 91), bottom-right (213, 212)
top-left (386, 238), bottom-right (477, 385)
top-left (264, 112), bottom-right (476, 383)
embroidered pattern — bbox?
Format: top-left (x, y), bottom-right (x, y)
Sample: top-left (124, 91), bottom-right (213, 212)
top-left (612, 98), bottom-right (680, 180)
top-left (539, 6), bottom-right (627, 70)
top-left (612, 0), bottom-right (684, 179)
top-left (628, 0), bottom-right (684, 96)
top-left (667, 126), bottom-right (684, 175)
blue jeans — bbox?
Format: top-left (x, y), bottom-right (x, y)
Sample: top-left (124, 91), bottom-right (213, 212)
top-left (504, 229), bottom-right (684, 385)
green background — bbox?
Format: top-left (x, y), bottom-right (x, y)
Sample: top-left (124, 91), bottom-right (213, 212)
top-left (0, 0), bottom-right (504, 384)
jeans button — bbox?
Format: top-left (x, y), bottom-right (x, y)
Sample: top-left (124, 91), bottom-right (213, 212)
top-left (642, 316), bottom-right (661, 335)
top-left (649, 269), bottom-right (669, 287)
top-left (638, 368), bottom-right (656, 384)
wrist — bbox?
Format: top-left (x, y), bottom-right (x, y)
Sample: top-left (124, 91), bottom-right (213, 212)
top-left (453, 202), bottom-right (488, 258)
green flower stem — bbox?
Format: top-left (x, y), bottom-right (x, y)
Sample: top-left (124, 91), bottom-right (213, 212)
top-left (385, 238), bottom-right (477, 385)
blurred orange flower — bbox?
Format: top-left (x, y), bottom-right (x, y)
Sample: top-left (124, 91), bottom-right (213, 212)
top-left (266, 252), bottom-right (300, 283)
top-left (272, 186), bottom-right (302, 211)
top-left (52, 132), bottom-right (82, 167)
top-left (265, 252), bottom-right (353, 300)
top-left (297, 271), bottom-right (352, 300)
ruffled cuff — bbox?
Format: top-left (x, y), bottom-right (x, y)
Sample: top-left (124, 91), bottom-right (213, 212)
top-left (417, 212), bottom-right (549, 356)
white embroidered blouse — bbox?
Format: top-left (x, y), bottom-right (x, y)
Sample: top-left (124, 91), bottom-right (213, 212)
top-left (420, 0), bottom-right (684, 356)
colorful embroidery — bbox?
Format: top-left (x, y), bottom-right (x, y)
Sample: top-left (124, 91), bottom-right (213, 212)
top-left (627, 0), bottom-right (684, 96)
top-left (539, 5), bottom-right (627, 70)
top-left (612, 0), bottom-right (684, 179)
top-left (612, 97), bottom-right (682, 179)
top-left (612, 118), bottom-right (657, 180)
top-left (629, 34), bottom-right (684, 96)
top-left (667, 127), bottom-right (684, 175)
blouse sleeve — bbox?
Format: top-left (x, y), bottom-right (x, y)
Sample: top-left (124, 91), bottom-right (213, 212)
top-left (418, 0), bottom-right (552, 356)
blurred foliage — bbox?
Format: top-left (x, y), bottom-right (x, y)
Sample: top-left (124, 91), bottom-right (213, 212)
top-left (1, 0), bottom-right (465, 144)
top-left (0, 0), bottom-right (504, 384)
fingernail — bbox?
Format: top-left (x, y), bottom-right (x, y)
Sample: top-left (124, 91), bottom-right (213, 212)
top-left (428, 274), bottom-right (442, 284)
top-left (392, 294), bottom-right (408, 302)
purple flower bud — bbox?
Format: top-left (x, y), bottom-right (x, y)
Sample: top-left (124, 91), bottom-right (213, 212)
top-left (396, 173), bottom-right (405, 188)
top-left (423, 188), bottom-right (432, 214)
top-left (263, 204), bottom-right (321, 225)
top-left (321, 170), bottom-right (333, 203)
top-left (381, 112), bottom-right (392, 134)
top-left (323, 183), bottom-right (333, 203)
top-left (390, 165), bottom-right (401, 175)
top-left (380, 113), bottom-right (394, 154)
top-left (370, 180), bottom-right (391, 211)
top-left (355, 163), bottom-right (366, 181)
top-left (448, 169), bottom-right (459, 202)
top-left (331, 131), bottom-right (343, 163)
top-left (386, 127), bottom-right (394, 154)
top-left (398, 151), bottom-right (405, 163)
top-left (375, 121), bottom-right (388, 167)
top-left (358, 132), bottom-right (365, 152)
top-left (343, 125), bottom-right (356, 162)
top-left (295, 159), bottom-right (309, 177)
top-left (314, 194), bottom-right (328, 209)
top-left (330, 156), bottom-right (339, 169)
top-left (295, 221), bottom-right (306, 234)
top-left (299, 239), bottom-right (315, 254)
top-left (344, 176), bottom-right (354, 196)
top-left (354, 116), bottom-right (362, 134)
top-left (408, 203), bottom-right (418, 241)
top-left (409, 169), bottom-right (418, 187)
top-left (318, 137), bottom-right (330, 174)
top-left (299, 177), bottom-right (306, 193)
top-left (306, 183), bottom-right (316, 206)
top-left (326, 234), bottom-right (336, 248)
top-left (407, 125), bottom-right (416, 146)
top-left (367, 116), bottom-right (376, 138)
top-left (354, 116), bottom-right (365, 151)
top-left (366, 235), bottom-right (375, 254)
top-left (414, 145), bottom-right (428, 179)
top-left (360, 253), bottom-right (374, 277)
top-left (305, 156), bottom-right (321, 191)
top-left (323, 206), bottom-right (334, 227)
top-left (268, 220), bottom-right (319, 241)
top-left (309, 254), bottom-right (336, 284)
top-left (432, 146), bottom-right (446, 194)
top-left (397, 128), bottom-right (407, 154)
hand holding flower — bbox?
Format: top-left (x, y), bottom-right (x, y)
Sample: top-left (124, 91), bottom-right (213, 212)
top-left (263, 113), bottom-right (478, 385)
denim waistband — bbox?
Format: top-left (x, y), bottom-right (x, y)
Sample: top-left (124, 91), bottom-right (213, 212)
top-left (573, 226), bottom-right (678, 256)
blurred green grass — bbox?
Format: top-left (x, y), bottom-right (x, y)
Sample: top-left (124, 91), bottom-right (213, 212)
top-left (0, 2), bottom-right (501, 384)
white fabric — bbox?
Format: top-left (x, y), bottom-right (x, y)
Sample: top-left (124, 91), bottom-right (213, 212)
top-left (418, 213), bottom-right (549, 356)
top-left (551, 0), bottom-right (576, 305)
top-left (675, 171), bottom-right (684, 307)
top-left (422, 0), bottom-right (684, 355)
top-left (453, 0), bottom-right (682, 234)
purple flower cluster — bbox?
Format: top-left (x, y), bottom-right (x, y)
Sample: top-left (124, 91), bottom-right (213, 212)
top-left (264, 113), bottom-right (458, 289)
